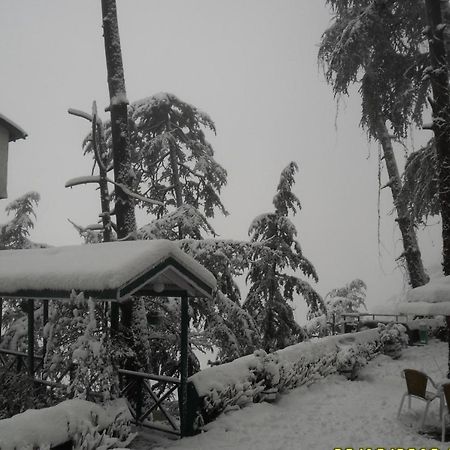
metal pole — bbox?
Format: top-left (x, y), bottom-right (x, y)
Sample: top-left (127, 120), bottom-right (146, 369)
top-left (179, 293), bottom-right (189, 437)
top-left (27, 299), bottom-right (34, 376)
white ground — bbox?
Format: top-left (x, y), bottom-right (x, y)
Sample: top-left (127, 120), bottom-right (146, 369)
top-left (133, 339), bottom-right (450, 450)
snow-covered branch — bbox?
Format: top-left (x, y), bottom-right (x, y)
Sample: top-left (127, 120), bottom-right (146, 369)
top-left (105, 177), bottom-right (164, 206)
top-left (65, 176), bottom-right (101, 188)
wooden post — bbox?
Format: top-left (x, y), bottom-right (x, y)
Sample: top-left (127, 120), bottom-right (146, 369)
top-left (179, 293), bottom-right (189, 437)
top-left (136, 377), bottom-right (143, 423)
top-left (43, 299), bottom-right (49, 357)
top-left (27, 298), bottom-right (34, 376)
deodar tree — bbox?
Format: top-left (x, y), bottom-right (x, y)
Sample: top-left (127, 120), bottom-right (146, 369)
top-left (244, 162), bottom-right (325, 352)
top-left (83, 93), bottom-right (259, 366)
top-left (130, 94), bottom-right (259, 362)
top-left (128, 93), bottom-right (227, 223)
top-left (319, 0), bottom-right (430, 287)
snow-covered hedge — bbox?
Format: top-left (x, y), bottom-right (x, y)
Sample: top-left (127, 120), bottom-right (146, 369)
top-left (0, 398), bottom-right (134, 450)
top-left (188, 329), bottom-right (382, 429)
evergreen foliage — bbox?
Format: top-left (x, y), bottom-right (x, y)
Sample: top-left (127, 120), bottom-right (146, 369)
top-left (0, 193), bottom-right (47, 358)
top-left (44, 293), bottom-right (120, 401)
top-left (400, 140), bottom-right (440, 224)
top-left (244, 162), bottom-right (324, 352)
top-left (319, 0), bottom-right (429, 138)
top-left (0, 191), bottom-right (41, 249)
top-left (138, 221), bottom-right (261, 364)
top-left (325, 278), bottom-right (367, 323)
top-left (84, 92), bottom-right (228, 219)
top-left (319, 0), bottom-right (430, 288)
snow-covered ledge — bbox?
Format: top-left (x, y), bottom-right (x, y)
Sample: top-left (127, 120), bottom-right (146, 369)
top-left (0, 399), bottom-right (131, 450)
top-left (398, 276), bottom-right (450, 315)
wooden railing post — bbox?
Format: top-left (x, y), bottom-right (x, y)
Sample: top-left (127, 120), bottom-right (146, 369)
top-left (179, 293), bottom-right (189, 437)
top-left (136, 377), bottom-right (143, 423)
top-left (43, 299), bottom-right (49, 359)
top-left (27, 298), bottom-right (34, 377)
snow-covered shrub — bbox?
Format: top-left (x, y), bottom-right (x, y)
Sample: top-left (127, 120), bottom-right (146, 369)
top-left (72, 407), bottom-right (135, 450)
top-left (188, 329), bottom-right (381, 431)
top-left (336, 346), bottom-right (368, 379)
top-left (0, 398), bottom-right (133, 450)
top-left (378, 322), bottom-right (408, 359)
top-left (303, 313), bottom-right (329, 338)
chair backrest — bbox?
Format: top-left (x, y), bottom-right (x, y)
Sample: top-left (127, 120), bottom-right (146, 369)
top-left (442, 383), bottom-right (450, 413)
top-left (404, 369), bottom-right (427, 399)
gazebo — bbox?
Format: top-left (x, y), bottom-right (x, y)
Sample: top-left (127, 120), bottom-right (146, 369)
top-left (0, 239), bottom-right (217, 436)
top-left (0, 113), bottom-right (27, 199)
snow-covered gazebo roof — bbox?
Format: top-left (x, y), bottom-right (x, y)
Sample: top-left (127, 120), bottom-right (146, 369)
top-left (0, 240), bottom-right (216, 301)
top-left (398, 276), bottom-right (450, 315)
top-left (0, 113), bottom-right (27, 142)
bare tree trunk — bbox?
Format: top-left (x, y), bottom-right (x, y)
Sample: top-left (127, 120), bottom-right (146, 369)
top-left (376, 118), bottom-right (429, 288)
top-left (101, 0), bottom-right (136, 329)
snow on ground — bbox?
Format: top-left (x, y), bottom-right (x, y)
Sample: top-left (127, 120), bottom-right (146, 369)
top-left (135, 340), bottom-right (450, 450)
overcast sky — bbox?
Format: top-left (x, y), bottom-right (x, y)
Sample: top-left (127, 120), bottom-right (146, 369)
top-left (0, 1), bottom-right (443, 318)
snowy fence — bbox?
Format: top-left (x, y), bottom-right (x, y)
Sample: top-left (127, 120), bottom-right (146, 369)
top-left (187, 329), bottom-right (383, 432)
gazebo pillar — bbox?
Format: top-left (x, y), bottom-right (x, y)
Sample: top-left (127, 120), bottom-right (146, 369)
top-left (27, 298), bottom-right (34, 376)
top-left (42, 299), bottom-right (49, 356)
top-left (179, 292), bottom-right (189, 437)
top-left (446, 315), bottom-right (450, 378)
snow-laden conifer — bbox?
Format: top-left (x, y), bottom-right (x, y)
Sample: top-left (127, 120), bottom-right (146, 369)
top-left (244, 162), bottom-right (325, 352)
top-left (319, 0), bottom-right (429, 288)
top-left (0, 191), bottom-right (41, 249)
top-left (400, 140), bottom-right (439, 225)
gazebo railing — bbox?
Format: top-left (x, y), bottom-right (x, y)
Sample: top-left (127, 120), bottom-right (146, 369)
top-left (118, 368), bottom-right (181, 436)
top-left (0, 349), bottom-right (184, 436)
top-left (0, 348), bottom-right (44, 381)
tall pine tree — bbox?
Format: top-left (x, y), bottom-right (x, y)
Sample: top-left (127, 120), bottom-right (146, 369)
top-left (244, 162), bottom-right (324, 352)
top-left (82, 93), bottom-right (259, 366)
top-left (319, 0), bottom-right (429, 287)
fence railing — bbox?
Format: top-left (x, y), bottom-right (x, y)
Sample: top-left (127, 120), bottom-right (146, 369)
top-left (0, 348), bottom-right (183, 437)
top-left (118, 368), bottom-right (181, 436)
